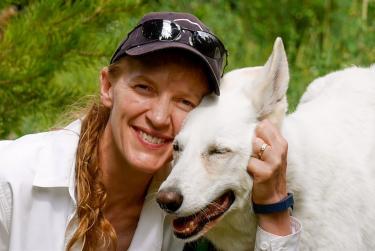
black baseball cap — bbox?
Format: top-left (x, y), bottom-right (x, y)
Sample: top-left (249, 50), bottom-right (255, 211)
top-left (109, 12), bottom-right (228, 95)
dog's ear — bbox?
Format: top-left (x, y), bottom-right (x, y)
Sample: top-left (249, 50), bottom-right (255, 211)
top-left (250, 37), bottom-right (289, 126)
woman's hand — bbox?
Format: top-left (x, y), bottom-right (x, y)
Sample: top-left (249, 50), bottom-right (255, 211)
top-left (247, 119), bottom-right (292, 235)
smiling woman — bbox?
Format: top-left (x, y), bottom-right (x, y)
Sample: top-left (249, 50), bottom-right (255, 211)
top-left (0, 11), bottom-right (299, 251)
top-left (100, 51), bottom-right (209, 175)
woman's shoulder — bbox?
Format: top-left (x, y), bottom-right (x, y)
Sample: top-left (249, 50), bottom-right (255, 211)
top-left (0, 120), bottom-right (81, 183)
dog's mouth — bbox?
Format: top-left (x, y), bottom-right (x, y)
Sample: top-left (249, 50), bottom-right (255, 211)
top-left (172, 190), bottom-right (235, 239)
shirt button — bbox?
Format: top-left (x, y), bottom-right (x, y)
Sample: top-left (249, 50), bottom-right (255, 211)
top-left (260, 242), bottom-right (269, 250)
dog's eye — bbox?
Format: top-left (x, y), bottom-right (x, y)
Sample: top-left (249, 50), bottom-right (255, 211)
top-left (208, 147), bottom-right (232, 155)
top-left (173, 141), bottom-right (181, 152)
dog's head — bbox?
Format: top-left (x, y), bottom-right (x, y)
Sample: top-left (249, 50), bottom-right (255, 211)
top-left (157, 38), bottom-right (290, 241)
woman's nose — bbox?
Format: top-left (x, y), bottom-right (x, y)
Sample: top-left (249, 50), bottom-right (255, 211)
top-left (146, 97), bottom-right (172, 129)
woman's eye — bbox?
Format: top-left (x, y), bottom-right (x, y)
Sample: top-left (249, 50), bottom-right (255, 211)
top-left (180, 99), bottom-right (196, 109)
top-left (134, 84), bottom-right (153, 94)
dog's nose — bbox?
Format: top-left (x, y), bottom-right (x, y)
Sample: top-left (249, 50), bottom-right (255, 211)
top-left (156, 188), bottom-right (183, 213)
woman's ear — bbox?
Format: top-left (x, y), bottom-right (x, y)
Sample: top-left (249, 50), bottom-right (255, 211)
top-left (100, 67), bottom-right (114, 108)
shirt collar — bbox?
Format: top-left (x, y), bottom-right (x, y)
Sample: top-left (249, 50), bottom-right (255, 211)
top-left (32, 119), bottom-right (81, 203)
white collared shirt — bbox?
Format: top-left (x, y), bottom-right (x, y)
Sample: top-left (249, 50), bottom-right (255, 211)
top-left (0, 120), bottom-right (300, 251)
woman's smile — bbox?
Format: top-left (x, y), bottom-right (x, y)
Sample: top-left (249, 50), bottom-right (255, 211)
top-left (132, 125), bottom-right (173, 150)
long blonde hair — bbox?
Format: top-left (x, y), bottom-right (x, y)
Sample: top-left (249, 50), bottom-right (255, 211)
top-left (66, 60), bottom-right (124, 251)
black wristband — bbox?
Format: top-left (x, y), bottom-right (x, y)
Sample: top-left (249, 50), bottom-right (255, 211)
top-left (252, 193), bottom-right (294, 214)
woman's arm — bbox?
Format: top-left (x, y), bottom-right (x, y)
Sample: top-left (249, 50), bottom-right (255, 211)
top-left (248, 119), bottom-right (301, 250)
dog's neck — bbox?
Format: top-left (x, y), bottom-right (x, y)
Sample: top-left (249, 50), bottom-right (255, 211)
top-left (206, 204), bottom-right (257, 251)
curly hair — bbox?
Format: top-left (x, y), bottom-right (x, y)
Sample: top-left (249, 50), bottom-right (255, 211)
top-left (66, 60), bottom-right (125, 251)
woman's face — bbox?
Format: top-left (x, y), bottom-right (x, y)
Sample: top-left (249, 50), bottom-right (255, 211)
top-left (100, 54), bottom-right (209, 174)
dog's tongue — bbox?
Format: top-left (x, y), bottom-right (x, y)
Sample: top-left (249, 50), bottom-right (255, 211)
top-left (172, 191), bottom-right (235, 239)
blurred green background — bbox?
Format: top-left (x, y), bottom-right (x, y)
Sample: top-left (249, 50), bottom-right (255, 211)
top-left (0, 0), bottom-right (374, 139)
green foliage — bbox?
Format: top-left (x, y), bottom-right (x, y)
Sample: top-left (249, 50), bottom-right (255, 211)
top-left (0, 0), bottom-right (374, 138)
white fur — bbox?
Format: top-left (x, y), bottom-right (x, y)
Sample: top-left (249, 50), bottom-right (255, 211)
top-left (159, 38), bottom-right (375, 250)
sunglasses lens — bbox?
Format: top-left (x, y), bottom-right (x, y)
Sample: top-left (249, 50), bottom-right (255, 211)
top-left (142, 20), bottom-right (181, 40)
top-left (192, 31), bottom-right (226, 59)
top-left (140, 20), bottom-right (227, 74)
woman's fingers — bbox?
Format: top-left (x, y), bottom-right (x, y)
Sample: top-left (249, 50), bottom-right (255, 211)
top-left (255, 120), bottom-right (276, 144)
top-left (247, 119), bottom-right (288, 205)
top-left (254, 120), bottom-right (288, 165)
top-left (255, 120), bottom-right (287, 151)
top-left (247, 156), bottom-right (273, 182)
top-left (252, 137), bottom-right (272, 161)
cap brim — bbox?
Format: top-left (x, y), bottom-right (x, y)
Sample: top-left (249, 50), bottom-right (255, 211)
top-left (125, 42), bottom-right (220, 95)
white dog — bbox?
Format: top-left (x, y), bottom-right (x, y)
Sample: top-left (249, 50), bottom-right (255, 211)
top-left (157, 38), bottom-right (375, 250)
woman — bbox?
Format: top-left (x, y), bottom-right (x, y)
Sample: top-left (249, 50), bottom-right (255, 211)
top-left (0, 12), bottom-right (300, 251)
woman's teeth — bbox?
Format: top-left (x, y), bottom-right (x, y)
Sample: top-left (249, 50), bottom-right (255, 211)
top-left (140, 131), bottom-right (166, 144)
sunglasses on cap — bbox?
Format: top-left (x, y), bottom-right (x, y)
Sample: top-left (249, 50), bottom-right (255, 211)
top-left (113, 19), bottom-right (228, 75)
